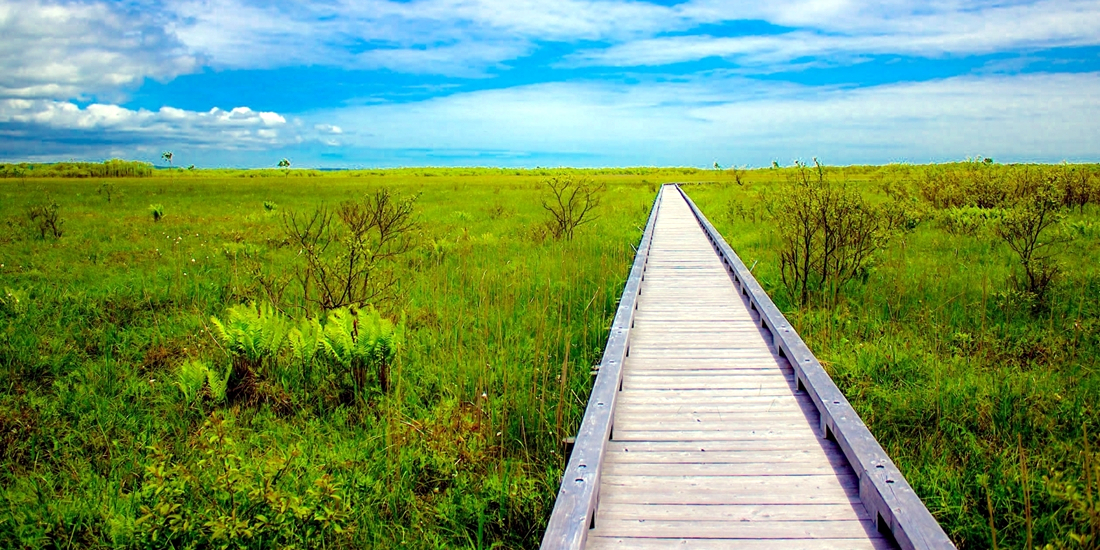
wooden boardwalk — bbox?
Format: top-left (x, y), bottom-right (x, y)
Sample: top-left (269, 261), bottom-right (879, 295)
top-left (542, 185), bottom-right (954, 550)
top-left (587, 191), bottom-right (889, 549)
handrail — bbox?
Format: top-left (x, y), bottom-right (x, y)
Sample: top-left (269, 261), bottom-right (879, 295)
top-left (674, 184), bottom-right (956, 550)
top-left (539, 184), bottom-right (666, 549)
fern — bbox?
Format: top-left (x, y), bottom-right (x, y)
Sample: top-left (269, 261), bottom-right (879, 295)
top-left (210, 302), bottom-right (291, 364)
top-left (321, 307), bottom-right (404, 397)
top-left (176, 360), bottom-right (230, 402)
top-left (287, 316), bottom-right (324, 364)
top-left (177, 360), bottom-right (207, 402)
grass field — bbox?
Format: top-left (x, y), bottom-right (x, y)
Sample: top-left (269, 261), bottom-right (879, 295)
top-left (1, 163), bottom-right (1098, 549)
top-left (0, 168), bottom-right (702, 548)
top-left (687, 162), bottom-right (1100, 549)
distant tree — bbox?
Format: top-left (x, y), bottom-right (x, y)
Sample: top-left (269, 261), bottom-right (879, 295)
top-left (713, 161), bottom-right (721, 170)
top-left (278, 158), bottom-right (291, 177)
top-left (161, 151), bottom-right (173, 167)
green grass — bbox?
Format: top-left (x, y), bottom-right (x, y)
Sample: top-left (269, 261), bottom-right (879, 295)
top-left (0, 169), bottom-right (728, 548)
top-left (685, 162), bottom-right (1100, 549)
top-left (2, 163), bottom-right (1097, 549)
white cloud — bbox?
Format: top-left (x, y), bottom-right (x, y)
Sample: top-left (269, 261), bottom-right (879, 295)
top-left (0, 0), bottom-right (200, 100)
top-left (568, 0), bottom-right (1100, 68)
top-left (0, 99), bottom-right (292, 148)
top-left (310, 72), bottom-right (1100, 165)
top-left (162, 0), bottom-right (1100, 75)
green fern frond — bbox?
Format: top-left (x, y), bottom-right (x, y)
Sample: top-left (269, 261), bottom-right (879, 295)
top-left (177, 360), bottom-right (208, 402)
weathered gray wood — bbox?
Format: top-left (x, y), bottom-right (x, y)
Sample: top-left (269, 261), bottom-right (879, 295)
top-left (593, 503), bottom-right (872, 521)
top-left (674, 185), bottom-right (955, 549)
top-left (587, 537), bottom-right (894, 550)
top-left (539, 186), bottom-right (665, 550)
top-left (591, 518), bottom-right (881, 539)
top-left (544, 186), bottom-right (953, 550)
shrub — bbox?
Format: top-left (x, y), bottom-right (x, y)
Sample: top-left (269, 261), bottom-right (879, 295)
top-left (770, 159), bottom-right (888, 306)
top-left (26, 195), bottom-right (64, 239)
top-left (149, 204), bottom-right (165, 222)
top-left (97, 182), bottom-right (116, 203)
top-left (283, 188), bottom-right (418, 311)
top-left (918, 160), bottom-right (1009, 209)
top-left (1058, 163), bottom-right (1097, 213)
top-left (263, 201), bottom-right (278, 213)
top-left (997, 167), bottom-right (1072, 309)
top-left (540, 174), bottom-right (604, 240)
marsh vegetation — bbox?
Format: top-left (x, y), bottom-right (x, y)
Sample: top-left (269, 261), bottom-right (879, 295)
top-left (0, 161), bottom-right (1097, 548)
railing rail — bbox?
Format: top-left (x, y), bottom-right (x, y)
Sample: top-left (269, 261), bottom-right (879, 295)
top-left (674, 184), bottom-right (956, 550)
top-left (539, 184), bottom-right (666, 550)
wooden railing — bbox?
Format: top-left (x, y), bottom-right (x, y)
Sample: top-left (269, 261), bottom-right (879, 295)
top-left (674, 184), bottom-right (955, 550)
top-left (539, 183), bottom-right (955, 550)
top-left (539, 184), bottom-right (665, 549)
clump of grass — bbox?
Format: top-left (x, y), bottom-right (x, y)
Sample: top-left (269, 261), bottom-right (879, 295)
top-left (149, 203), bottom-right (165, 222)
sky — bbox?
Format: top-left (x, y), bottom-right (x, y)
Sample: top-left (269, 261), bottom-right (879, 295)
top-left (1, 0), bottom-right (1099, 168)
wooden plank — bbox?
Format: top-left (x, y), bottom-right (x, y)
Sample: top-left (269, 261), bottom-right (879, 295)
top-left (594, 503), bottom-right (872, 522)
top-left (603, 449), bottom-right (846, 465)
top-left (591, 519), bottom-right (881, 539)
top-left (606, 440), bottom-right (839, 453)
top-left (587, 537), bottom-right (894, 550)
top-left (613, 430), bottom-right (822, 442)
top-left (602, 461), bottom-right (847, 476)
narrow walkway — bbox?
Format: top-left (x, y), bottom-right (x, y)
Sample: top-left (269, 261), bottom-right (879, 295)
top-left (586, 192), bottom-right (892, 549)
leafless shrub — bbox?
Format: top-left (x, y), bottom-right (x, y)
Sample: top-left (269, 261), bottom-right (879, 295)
top-left (283, 188), bottom-right (418, 311)
top-left (541, 174), bottom-right (605, 240)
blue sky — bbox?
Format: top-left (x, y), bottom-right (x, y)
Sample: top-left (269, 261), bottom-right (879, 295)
top-left (2, 0), bottom-right (1100, 168)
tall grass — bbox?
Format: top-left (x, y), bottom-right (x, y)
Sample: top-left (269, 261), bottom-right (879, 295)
top-left (688, 161), bottom-right (1100, 549)
top-left (0, 171), bottom-right (692, 547)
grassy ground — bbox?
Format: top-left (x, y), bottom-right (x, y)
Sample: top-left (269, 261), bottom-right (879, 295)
top-left (0, 168), bottom-right (725, 548)
top-left (686, 163), bottom-right (1100, 549)
top-left (2, 164), bottom-right (1097, 549)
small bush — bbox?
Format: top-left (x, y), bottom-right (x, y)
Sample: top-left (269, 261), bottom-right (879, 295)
top-left (283, 188), bottom-right (418, 311)
top-left (26, 195), bottom-right (64, 239)
top-left (149, 204), bottom-right (165, 222)
top-left (997, 167), bottom-right (1073, 309)
top-left (97, 182), bottom-right (116, 203)
top-left (263, 201), bottom-right (278, 213)
top-left (770, 159), bottom-right (888, 306)
top-left (540, 174), bottom-right (605, 240)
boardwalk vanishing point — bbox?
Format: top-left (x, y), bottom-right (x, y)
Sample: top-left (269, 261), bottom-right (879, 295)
top-left (541, 185), bottom-right (955, 550)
